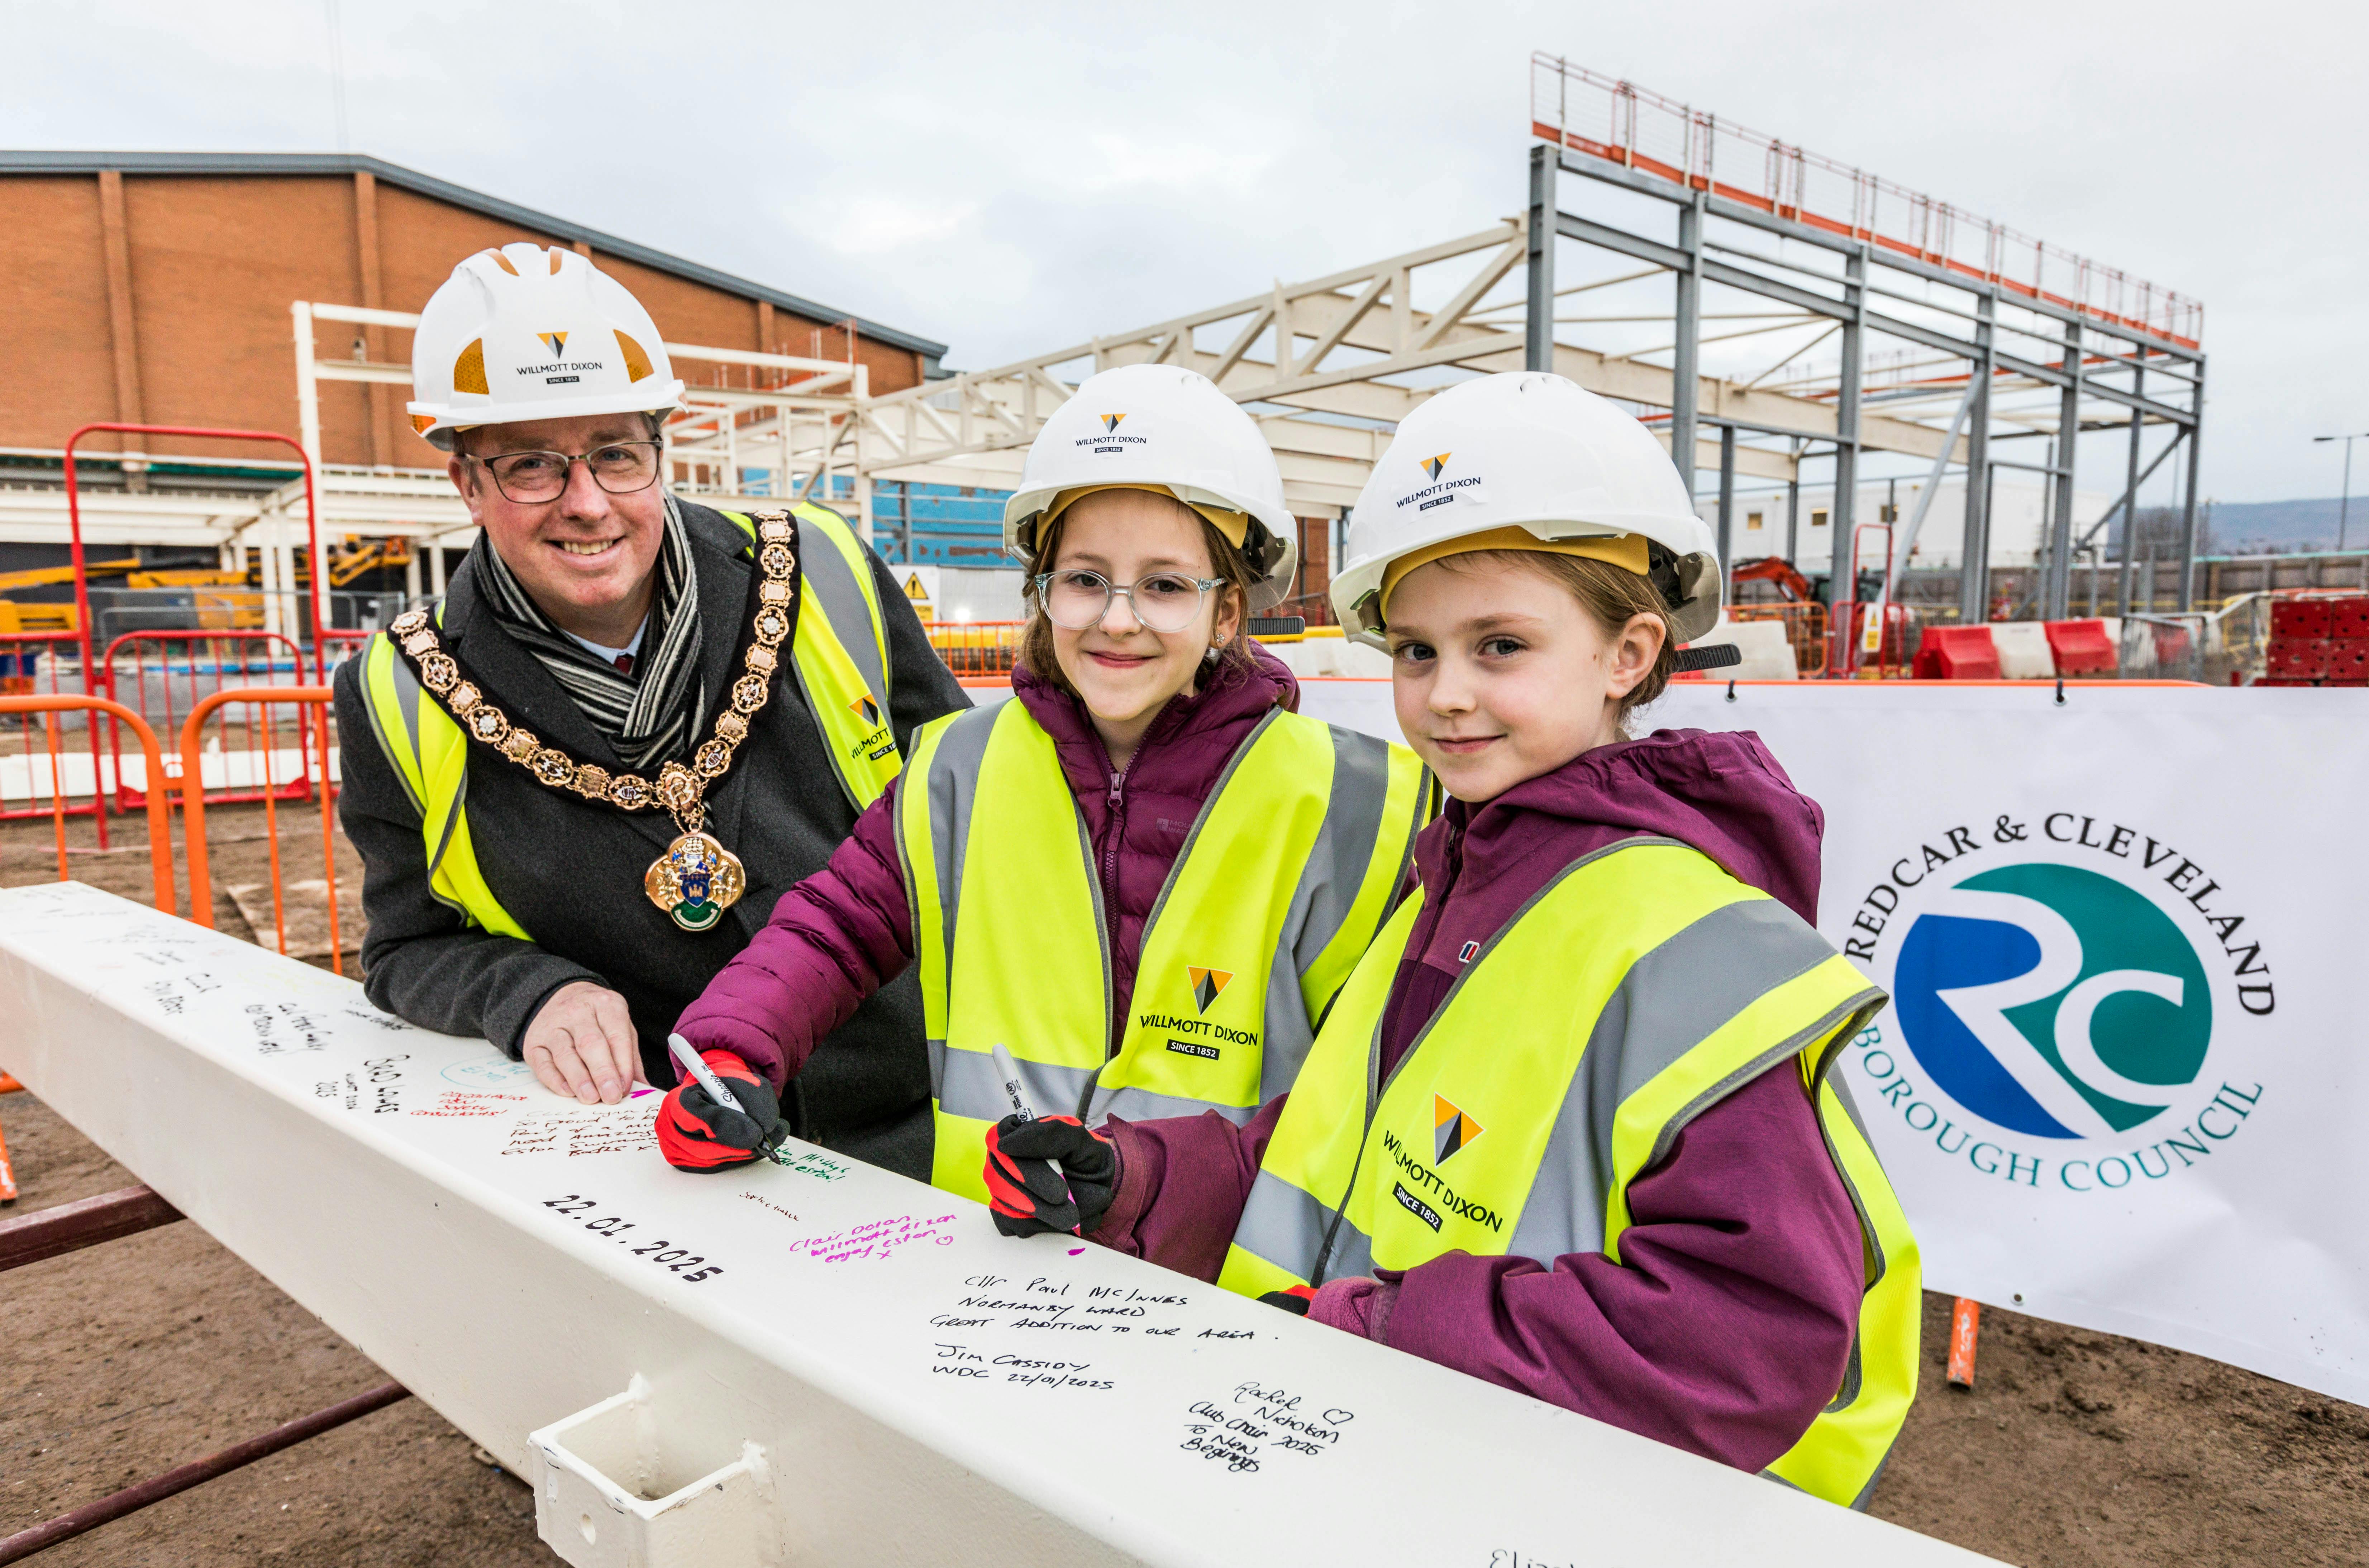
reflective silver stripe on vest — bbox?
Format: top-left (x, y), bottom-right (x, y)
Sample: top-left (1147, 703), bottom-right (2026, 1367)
top-left (1080, 718), bottom-right (1406, 1126)
top-left (797, 512), bottom-right (890, 709)
top-left (364, 630), bottom-right (473, 918)
top-left (936, 1041), bottom-right (1102, 1127)
top-left (1229, 1166), bottom-right (1376, 1284)
top-left (1503, 892), bottom-right (1875, 1265)
top-left (1089, 1085), bottom-right (1260, 1127)
top-left (1760, 1455), bottom-right (1891, 1514)
top-left (910, 706), bottom-right (1006, 1105)
top-left (1254, 724), bottom-right (1404, 1103)
top-left (363, 635), bottom-right (426, 816)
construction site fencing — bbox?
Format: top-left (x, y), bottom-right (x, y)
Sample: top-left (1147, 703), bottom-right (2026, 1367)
top-left (925, 620), bottom-right (1024, 678)
top-left (179, 687), bottom-right (346, 973)
top-left (101, 631), bottom-right (318, 813)
top-left (0, 635), bottom-right (107, 830)
top-left (1725, 604), bottom-right (1828, 678)
top-left (0, 694), bottom-right (176, 912)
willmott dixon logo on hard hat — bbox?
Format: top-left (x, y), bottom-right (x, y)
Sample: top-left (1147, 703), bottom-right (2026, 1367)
top-left (1397, 453), bottom-right (1483, 512)
top-left (1187, 966), bottom-right (1233, 1014)
top-left (1433, 1095), bottom-right (1483, 1164)
top-left (1837, 809), bottom-right (2272, 1199)
top-left (1074, 412), bottom-right (1147, 454)
top-left (537, 331), bottom-right (569, 359)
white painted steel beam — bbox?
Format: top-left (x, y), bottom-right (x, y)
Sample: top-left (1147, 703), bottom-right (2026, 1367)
top-left (0, 884), bottom-right (1992, 1568)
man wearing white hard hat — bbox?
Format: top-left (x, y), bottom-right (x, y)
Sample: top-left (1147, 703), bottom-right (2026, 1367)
top-left (333, 243), bottom-right (965, 1179)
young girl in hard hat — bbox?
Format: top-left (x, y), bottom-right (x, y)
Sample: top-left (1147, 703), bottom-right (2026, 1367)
top-left (658, 364), bottom-right (1429, 1205)
top-left (990, 372), bottom-right (1920, 1509)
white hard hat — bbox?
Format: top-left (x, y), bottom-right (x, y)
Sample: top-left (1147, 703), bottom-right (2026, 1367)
top-left (407, 243), bottom-right (687, 451)
top-left (1331, 372), bottom-right (1724, 645)
top-left (1004, 364), bottom-right (1299, 611)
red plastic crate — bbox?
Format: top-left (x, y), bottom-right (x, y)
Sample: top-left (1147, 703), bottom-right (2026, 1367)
top-left (2272, 599), bottom-right (2334, 638)
top-left (2326, 640), bottom-right (2369, 682)
top-left (2330, 599), bottom-right (2369, 640)
top-left (2266, 638), bottom-right (2331, 679)
top-left (2255, 677), bottom-right (2322, 687)
top-left (2044, 619), bottom-right (2117, 676)
top-left (1912, 625), bottom-right (2002, 680)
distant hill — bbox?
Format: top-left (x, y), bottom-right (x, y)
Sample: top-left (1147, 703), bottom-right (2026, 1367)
top-left (2194, 498), bottom-right (2368, 556)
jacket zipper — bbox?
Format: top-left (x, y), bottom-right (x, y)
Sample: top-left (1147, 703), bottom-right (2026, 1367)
top-left (1099, 764), bottom-right (1128, 1056)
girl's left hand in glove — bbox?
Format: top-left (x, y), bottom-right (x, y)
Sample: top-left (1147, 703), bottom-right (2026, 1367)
top-left (982, 1114), bottom-right (1119, 1237)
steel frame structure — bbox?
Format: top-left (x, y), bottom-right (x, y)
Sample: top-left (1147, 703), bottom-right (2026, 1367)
top-left (842, 222), bottom-right (1993, 515)
top-left (1525, 56), bottom-right (2207, 669)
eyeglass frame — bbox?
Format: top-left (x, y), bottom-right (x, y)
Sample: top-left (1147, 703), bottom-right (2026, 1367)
top-left (462, 439), bottom-right (666, 504)
top-left (1029, 568), bottom-right (1230, 633)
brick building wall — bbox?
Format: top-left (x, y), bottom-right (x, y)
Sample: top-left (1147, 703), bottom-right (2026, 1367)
top-left (0, 153), bottom-right (946, 472)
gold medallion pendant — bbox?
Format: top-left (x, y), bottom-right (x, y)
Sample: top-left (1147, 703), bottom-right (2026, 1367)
top-left (384, 508), bottom-right (800, 936)
top-left (644, 829), bottom-right (747, 932)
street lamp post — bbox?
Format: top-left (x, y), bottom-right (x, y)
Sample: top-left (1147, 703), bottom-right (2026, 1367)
top-left (2314, 432), bottom-right (2369, 552)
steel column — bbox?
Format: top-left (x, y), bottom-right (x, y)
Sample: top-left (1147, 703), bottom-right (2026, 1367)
top-left (1785, 447), bottom-right (1802, 564)
top-left (1525, 144), bottom-right (1555, 373)
top-left (1669, 197), bottom-right (1703, 491)
top-left (2117, 367), bottom-right (2144, 617)
top-left (2045, 321), bottom-right (2083, 619)
top-left (1829, 248), bottom-right (1866, 670)
top-left (1717, 423), bottom-right (1737, 577)
top-left (2177, 357), bottom-right (2207, 609)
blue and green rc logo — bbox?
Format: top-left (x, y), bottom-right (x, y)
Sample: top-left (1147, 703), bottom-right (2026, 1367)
top-left (1894, 864), bottom-right (2208, 1140)
top-left (1840, 813), bottom-right (2272, 1192)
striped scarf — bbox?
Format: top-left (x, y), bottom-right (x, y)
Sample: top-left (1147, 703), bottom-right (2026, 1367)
top-left (472, 494), bottom-right (706, 773)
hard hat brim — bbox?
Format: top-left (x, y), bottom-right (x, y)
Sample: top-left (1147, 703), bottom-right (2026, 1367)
top-left (409, 381), bottom-right (688, 451)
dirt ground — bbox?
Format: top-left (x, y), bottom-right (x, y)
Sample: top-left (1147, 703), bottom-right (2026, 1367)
top-left (5, 810), bottom-right (2367, 1565)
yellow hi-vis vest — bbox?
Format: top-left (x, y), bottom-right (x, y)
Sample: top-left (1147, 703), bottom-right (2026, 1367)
top-left (1217, 838), bottom-right (1920, 1510)
top-left (896, 697), bottom-right (1431, 1201)
top-left (359, 503), bottom-right (897, 937)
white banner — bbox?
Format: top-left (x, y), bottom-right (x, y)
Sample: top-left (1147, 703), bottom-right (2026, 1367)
top-left (1285, 679), bottom-right (2369, 1406)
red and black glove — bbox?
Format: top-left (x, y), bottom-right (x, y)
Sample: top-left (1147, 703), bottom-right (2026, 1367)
top-left (656, 1050), bottom-right (787, 1172)
top-left (982, 1114), bottom-right (1119, 1238)
top-left (1258, 1285), bottom-right (1317, 1315)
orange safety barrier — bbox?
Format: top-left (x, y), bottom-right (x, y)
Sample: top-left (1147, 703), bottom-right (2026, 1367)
top-left (925, 620), bottom-right (1024, 678)
top-left (0, 694), bottom-right (177, 913)
top-left (1725, 603), bottom-right (1829, 676)
top-left (0, 632), bottom-right (108, 827)
top-left (179, 687), bottom-right (345, 974)
top-left (101, 630), bottom-right (317, 812)
top-left (0, 1073), bottom-right (18, 1207)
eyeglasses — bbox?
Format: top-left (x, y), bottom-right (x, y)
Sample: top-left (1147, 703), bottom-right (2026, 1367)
top-left (1033, 569), bottom-right (1226, 634)
top-left (467, 440), bottom-right (663, 503)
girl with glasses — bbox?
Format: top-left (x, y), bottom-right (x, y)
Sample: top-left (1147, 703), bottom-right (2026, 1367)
top-left (658, 366), bottom-right (1432, 1204)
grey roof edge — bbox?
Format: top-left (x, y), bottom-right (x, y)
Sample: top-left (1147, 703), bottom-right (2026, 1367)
top-left (0, 149), bottom-right (950, 360)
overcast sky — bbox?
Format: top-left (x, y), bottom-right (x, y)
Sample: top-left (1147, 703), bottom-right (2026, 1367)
top-left (10, 0), bottom-right (2363, 503)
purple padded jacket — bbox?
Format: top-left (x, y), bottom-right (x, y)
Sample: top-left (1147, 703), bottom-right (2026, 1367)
top-left (1087, 728), bottom-right (1870, 1476)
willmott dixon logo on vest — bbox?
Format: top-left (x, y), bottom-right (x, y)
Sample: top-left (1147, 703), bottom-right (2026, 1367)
top-left (1433, 1095), bottom-right (1482, 1164)
top-left (1146, 965), bottom-right (1250, 1062)
top-left (1836, 809), bottom-right (2273, 1199)
top-left (1382, 1107), bottom-right (1505, 1235)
